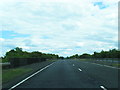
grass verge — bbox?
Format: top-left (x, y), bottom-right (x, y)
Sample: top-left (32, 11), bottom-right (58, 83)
top-left (77, 59), bottom-right (120, 68)
top-left (2, 60), bottom-right (56, 85)
top-left (111, 63), bottom-right (120, 67)
top-left (2, 68), bottom-right (32, 83)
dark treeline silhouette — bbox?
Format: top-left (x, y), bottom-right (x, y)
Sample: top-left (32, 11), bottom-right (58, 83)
top-left (2, 47), bottom-right (60, 68)
top-left (2, 48), bottom-right (120, 68)
top-left (66, 49), bottom-right (120, 59)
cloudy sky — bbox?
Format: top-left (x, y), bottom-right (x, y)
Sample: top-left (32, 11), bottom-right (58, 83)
top-left (0, 0), bottom-right (118, 57)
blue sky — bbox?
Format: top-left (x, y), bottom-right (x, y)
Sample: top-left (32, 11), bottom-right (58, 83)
top-left (93, 2), bottom-right (109, 9)
top-left (0, 0), bottom-right (118, 57)
top-left (2, 31), bottom-right (30, 39)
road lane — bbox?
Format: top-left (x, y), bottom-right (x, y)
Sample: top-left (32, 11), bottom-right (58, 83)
top-left (10, 59), bottom-right (118, 89)
top-left (15, 60), bottom-right (101, 88)
top-left (70, 60), bottom-right (118, 88)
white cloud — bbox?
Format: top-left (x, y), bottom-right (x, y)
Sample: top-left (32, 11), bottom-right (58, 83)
top-left (0, 38), bottom-right (5, 42)
top-left (0, 0), bottom-right (118, 57)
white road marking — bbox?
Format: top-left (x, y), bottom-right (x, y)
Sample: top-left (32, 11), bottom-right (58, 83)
top-left (73, 64), bottom-right (75, 66)
top-left (100, 86), bottom-right (107, 90)
top-left (9, 62), bottom-right (55, 90)
top-left (92, 63), bottom-right (103, 66)
top-left (78, 68), bottom-right (82, 71)
top-left (103, 65), bottom-right (120, 69)
top-left (90, 62), bottom-right (120, 69)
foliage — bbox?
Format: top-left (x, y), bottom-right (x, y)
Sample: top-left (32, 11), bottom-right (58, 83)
top-left (67, 49), bottom-right (120, 59)
top-left (2, 47), bottom-right (61, 63)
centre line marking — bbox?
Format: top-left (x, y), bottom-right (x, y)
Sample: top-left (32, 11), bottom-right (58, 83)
top-left (100, 86), bottom-right (107, 90)
top-left (78, 68), bottom-right (82, 71)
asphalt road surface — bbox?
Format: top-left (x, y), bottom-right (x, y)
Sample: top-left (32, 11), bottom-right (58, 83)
top-left (11, 59), bottom-right (119, 89)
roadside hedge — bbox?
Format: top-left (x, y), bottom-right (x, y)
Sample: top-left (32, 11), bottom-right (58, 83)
top-left (10, 58), bottom-right (46, 68)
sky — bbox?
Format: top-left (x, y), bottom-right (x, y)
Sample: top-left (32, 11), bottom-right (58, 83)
top-left (0, 0), bottom-right (119, 57)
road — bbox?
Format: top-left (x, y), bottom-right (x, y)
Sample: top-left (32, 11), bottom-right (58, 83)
top-left (11, 59), bottom-right (119, 89)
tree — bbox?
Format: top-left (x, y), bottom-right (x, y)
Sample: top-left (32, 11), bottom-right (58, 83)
top-left (79, 53), bottom-right (91, 58)
top-left (14, 47), bottom-right (22, 52)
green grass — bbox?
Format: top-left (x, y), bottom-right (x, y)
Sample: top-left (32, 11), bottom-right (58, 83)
top-left (2, 68), bottom-right (32, 83)
top-left (0, 70), bottom-right (2, 82)
top-left (0, 59), bottom-right (2, 63)
top-left (2, 59), bottom-right (9, 63)
top-left (2, 59), bottom-right (57, 84)
top-left (78, 59), bottom-right (120, 68)
top-left (111, 63), bottom-right (120, 67)
top-left (48, 59), bottom-right (58, 62)
top-left (77, 59), bottom-right (93, 62)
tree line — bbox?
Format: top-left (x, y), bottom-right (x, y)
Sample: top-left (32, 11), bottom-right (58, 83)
top-left (66, 49), bottom-right (120, 59)
top-left (2, 47), bottom-right (62, 62)
top-left (2, 48), bottom-right (120, 68)
top-left (2, 47), bottom-right (63, 68)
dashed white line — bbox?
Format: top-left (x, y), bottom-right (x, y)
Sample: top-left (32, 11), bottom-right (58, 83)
top-left (73, 64), bottom-right (75, 66)
top-left (9, 62), bottom-right (55, 90)
top-left (100, 86), bottom-right (107, 90)
top-left (78, 68), bottom-right (82, 71)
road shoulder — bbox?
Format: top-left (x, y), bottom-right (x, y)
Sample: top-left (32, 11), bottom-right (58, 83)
top-left (2, 60), bottom-right (56, 89)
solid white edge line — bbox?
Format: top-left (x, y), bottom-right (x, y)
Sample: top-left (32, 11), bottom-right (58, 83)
top-left (100, 86), bottom-right (107, 90)
top-left (103, 65), bottom-right (120, 69)
top-left (91, 62), bottom-right (120, 69)
top-left (9, 62), bottom-right (55, 90)
top-left (78, 68), bottom-right (82, 71)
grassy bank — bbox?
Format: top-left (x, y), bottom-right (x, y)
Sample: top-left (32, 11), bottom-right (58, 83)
top-left (2, 68), bottom-right (32, 83)
top-left (77, 59), bottom-right (120, 68)
top-left (2, 60), bottom-right (56, 85)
